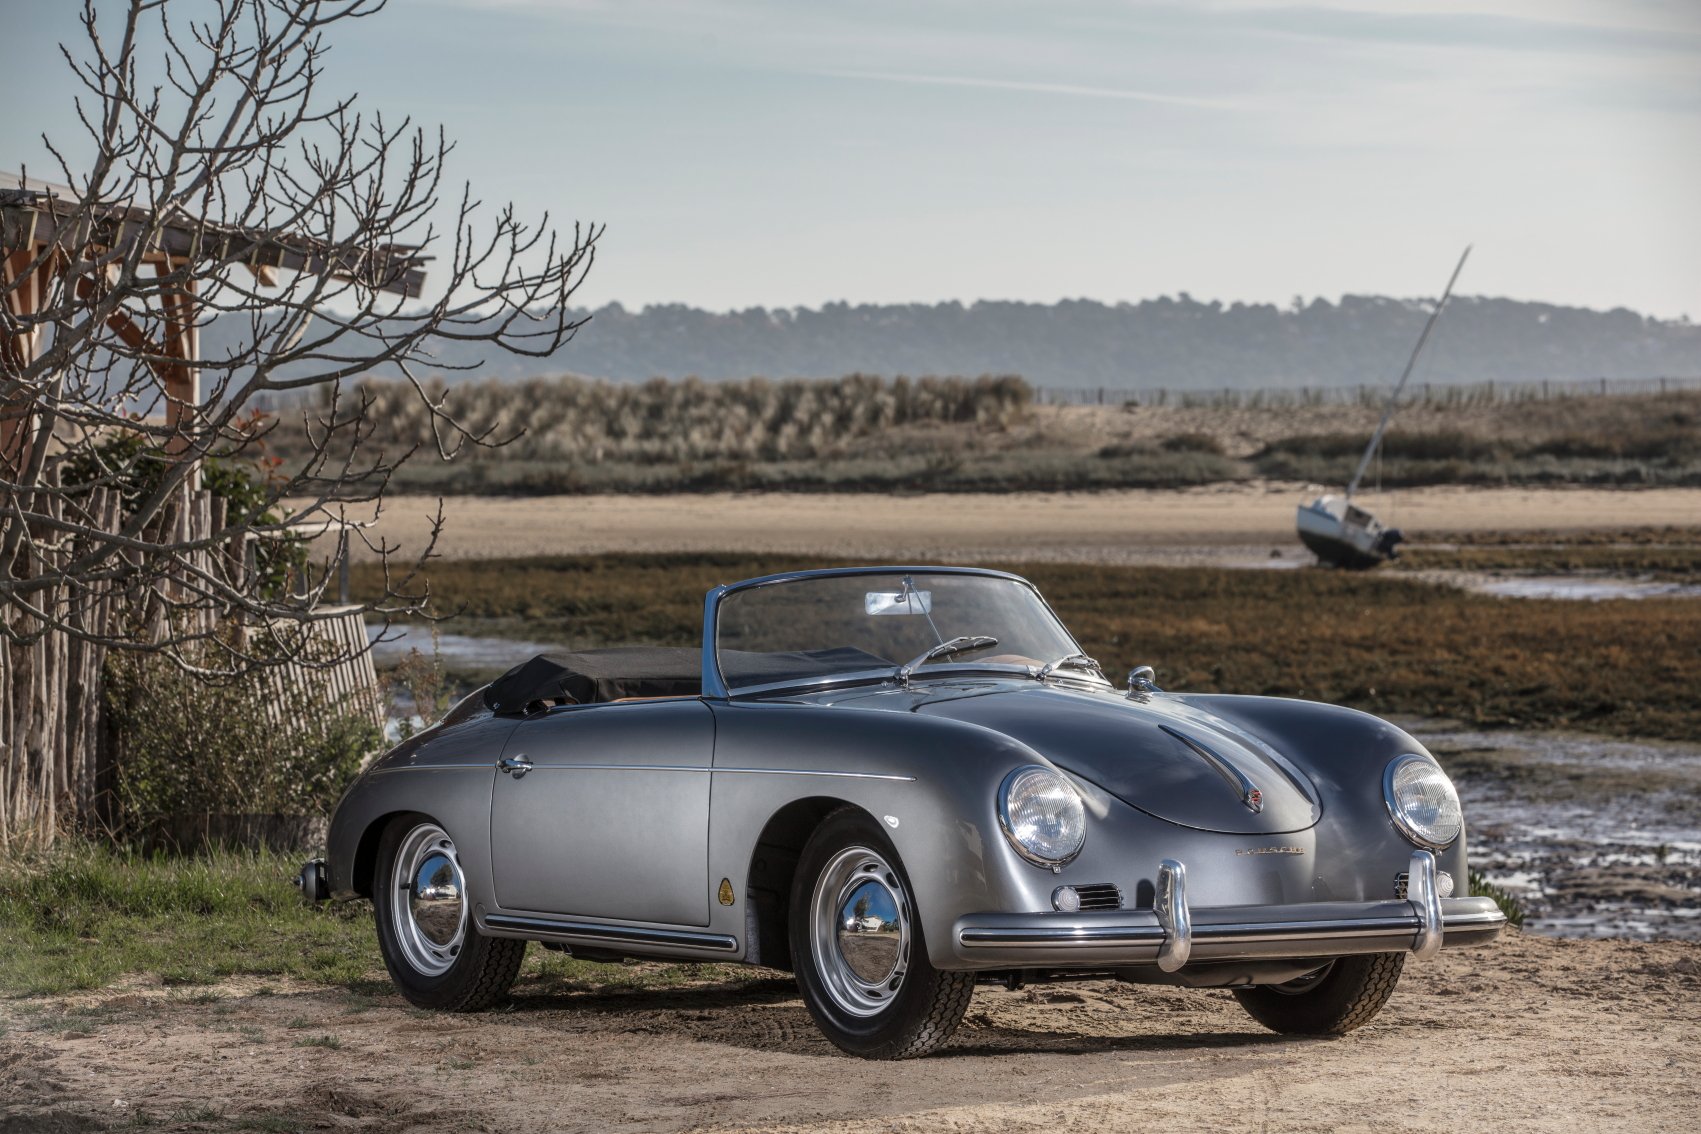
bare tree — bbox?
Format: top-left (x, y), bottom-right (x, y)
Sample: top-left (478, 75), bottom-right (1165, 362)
top-left (0, 0), bottom-right (597, 671)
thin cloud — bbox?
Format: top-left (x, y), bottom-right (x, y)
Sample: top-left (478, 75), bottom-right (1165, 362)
top-left (816, 68), bottom-right (1242, 111)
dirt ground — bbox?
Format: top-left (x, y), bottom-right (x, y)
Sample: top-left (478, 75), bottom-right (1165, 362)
top-left (328, 483), bottom-right (1701, 565)
top-left (4, 932), bottom-right (1697, 1133)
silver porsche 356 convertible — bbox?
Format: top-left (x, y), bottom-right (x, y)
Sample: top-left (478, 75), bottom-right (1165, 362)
top-left (299, 566), bottom-right (1505, 1059)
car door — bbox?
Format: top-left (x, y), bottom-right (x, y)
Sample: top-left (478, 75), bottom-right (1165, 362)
top-left (489, 699), bottom-right (713, 927)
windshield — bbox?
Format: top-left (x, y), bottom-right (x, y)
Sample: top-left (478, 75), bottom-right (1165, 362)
top-left (714, 571), bottom-right (1085, 692)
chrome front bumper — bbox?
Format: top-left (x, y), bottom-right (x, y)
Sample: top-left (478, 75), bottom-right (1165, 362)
top-left (953, 851), bottom-right (1507, 970)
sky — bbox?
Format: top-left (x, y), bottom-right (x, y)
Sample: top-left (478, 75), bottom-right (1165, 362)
top-left (2, 0), bottom-right (1698, 319)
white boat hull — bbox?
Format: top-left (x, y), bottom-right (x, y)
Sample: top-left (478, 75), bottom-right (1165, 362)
top-left (1296, 495), bottom-right (1403, 569)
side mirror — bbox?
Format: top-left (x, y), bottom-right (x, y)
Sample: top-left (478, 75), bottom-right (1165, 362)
top-left (1126, 665), bottom-right (1162, 695)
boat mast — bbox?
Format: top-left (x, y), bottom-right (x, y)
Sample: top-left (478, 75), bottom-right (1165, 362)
top-left (1346, 245), bottom-right (1472, 499)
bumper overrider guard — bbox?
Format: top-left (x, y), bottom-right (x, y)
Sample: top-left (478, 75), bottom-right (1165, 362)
top-left (954, 851), bottom-right (1507, 969)
top-left (295, 858), bottom-right (330, 904)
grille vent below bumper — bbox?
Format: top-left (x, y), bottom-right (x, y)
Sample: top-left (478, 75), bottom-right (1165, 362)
top-left (1074, 883), bottom-right (1122, 911)
top-left (1393, 870), bottom-right (1455, 900)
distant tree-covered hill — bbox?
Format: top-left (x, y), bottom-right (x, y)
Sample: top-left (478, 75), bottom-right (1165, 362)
top-left (406, 294), bottom-right (1701, 390)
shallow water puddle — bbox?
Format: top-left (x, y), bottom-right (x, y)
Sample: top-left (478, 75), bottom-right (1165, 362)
top-left (1453, 574), bottom-right (1701, 601)
top-left (367, 622), bottom-right (561, 672)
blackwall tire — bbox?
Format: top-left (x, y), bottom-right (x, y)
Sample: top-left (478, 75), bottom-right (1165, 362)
top-left (789, 808), bottom-right (974, 1059)
top-left (373, 814), bottom-right (526, 1011)
top-left (1232, 953), bottom-right (1405, 1035)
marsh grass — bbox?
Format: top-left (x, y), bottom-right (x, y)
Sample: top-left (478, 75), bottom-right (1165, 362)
top-left (285, 380), bottom-right (1701, 493)
top-left (354, 553), bottom-right (1701, 741)
top-left (1395, 528), bottom-right (1701, 581)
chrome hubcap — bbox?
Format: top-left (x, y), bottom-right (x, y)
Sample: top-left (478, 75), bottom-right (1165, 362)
top-left (391, 823), bottom-right (466, 976)
top-left (811, 846), bottom-right (911, 1017)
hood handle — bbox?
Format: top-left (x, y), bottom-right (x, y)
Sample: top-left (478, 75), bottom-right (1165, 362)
top-left (1158, 724), bottom-right (1264, 813)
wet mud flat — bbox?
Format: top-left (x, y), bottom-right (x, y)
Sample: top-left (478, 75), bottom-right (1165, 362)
top-left (1411, 720), bottom-right (1701, 940)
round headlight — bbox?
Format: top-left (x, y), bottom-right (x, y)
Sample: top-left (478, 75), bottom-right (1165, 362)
top-left (1383, 754), bottom-right (1463, 850)
top-left (998, 765), bottom-right (1086, 868)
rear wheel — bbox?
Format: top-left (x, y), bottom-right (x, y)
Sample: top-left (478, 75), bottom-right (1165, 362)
top-left (1232, 953), bottom-right (1405, 1035)
top-left (790, 809), bottom-right (974, 1059)
top-left (373, 815), bottom-right (526, 1011)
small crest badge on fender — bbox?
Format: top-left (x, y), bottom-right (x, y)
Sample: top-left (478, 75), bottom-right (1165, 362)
top-left (717, 878), bottom-right (735, 905)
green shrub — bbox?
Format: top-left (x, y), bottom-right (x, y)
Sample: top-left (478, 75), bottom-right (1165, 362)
top-left (103, 643), bottom-right (378, 851)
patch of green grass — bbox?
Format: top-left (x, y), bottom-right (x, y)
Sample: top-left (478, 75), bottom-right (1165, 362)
top-left (1468, 868), bottom-right (1527, 929)
top-left (0, 844), bottom-right (377, 997)
top-left (357, 553), bottom-right (1701, 741)
top-left (292, 1034), bottom-right (341, 1049)
top-left (0, 842), bottom-right (784, 998)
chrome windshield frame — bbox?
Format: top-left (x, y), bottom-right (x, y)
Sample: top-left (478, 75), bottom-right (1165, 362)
top-left (699, 566), bottom-right (1090, 700)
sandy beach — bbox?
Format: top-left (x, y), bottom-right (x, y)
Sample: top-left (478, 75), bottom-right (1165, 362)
top-left (328, 483), bottom-right (1701, 565)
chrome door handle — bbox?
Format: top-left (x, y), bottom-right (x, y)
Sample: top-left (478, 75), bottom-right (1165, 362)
top-left (498, 755), bottom-right (533, 779)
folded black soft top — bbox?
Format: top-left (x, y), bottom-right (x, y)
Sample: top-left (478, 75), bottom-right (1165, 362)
top-left (484, 648), bottom-right (700, 711)
top-left (484, 645), bottom-right (892, 712)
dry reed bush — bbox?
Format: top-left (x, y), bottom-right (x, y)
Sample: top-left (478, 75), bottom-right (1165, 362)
top-left (353, 555), bottom-right (1701, 741)
top-left (333, 373), bottom-right (1031, 465)
top-left (287, 383), bottom-right (1700, 494)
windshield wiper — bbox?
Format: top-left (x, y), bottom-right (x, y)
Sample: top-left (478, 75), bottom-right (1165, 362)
top-left (896, 635), bottom-right (998, 686)
top-left (1037, 652), bottom-right (1105, 682)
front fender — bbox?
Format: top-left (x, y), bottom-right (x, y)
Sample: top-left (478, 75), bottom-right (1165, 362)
top-left (325, 714), bottom-right (520, 902)
top-left (703, 701), bottom-right (1072, 970)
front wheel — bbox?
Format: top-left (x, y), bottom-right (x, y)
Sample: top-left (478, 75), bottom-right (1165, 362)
top-left (1232, 953), bottom-right (1405, 1035)
top-left (373, 815), bottom-right (526, 1011)
top-left (789, 809), bottom-right (974, 1059)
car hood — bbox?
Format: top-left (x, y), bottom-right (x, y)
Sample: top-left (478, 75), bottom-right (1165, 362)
top-left (905, 682), bottom-right (1322, 834)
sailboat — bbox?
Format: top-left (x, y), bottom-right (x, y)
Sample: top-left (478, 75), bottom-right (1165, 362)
top-left (1296, 246), bottom-right (1471, 569)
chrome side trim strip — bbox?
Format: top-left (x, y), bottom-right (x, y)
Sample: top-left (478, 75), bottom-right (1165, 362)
top-left (1408, 849), bottom-right (1444, 960)
top-left (714, 767), bottom-right (917, 782)
top-left (511, 763), bottom-right (711, 773)
top-left (1155, 859), bottom-right (1191, 972)
top-left (1159, 724), bottom-right (1264, 813)
top-left (489, 764), bottom-right (913, 781)
top-left (483, 914), bottom-right (740, 953)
